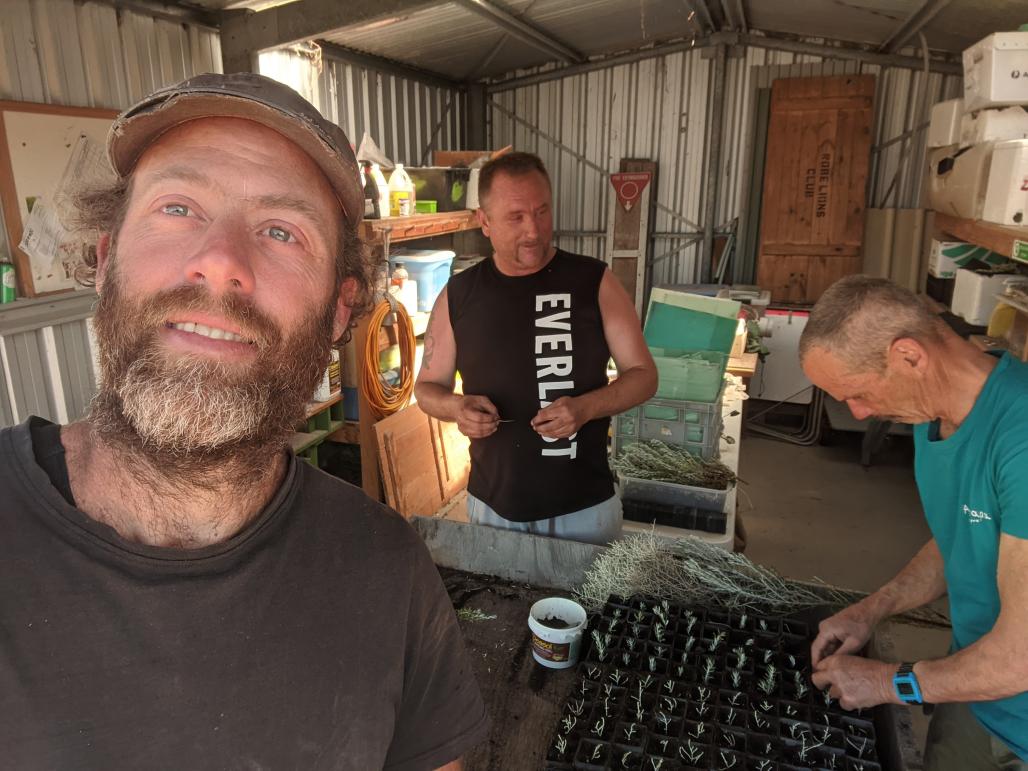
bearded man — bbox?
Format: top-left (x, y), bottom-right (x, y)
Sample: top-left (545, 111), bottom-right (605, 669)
top-left (0, 73), bottom-right (487, 770)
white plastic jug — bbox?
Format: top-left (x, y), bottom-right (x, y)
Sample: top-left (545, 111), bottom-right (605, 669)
top-left (371, 164), bottom-right (390, 219)
top-left (388, 164), bottom-right (415, 217)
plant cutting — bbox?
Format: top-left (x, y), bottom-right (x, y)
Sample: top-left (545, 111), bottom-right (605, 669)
top-left (613, 439), bottom-right (737, 489)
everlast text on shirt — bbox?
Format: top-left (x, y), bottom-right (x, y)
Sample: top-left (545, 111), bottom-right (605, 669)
top-left (535, 293), bottom-right (577, 459)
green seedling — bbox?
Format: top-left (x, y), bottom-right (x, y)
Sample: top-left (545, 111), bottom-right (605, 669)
top-left (591, 743), bottom-right (603, 761)
top-left (720, 750), bottom-right (737, 769)
top-left (758, 664), bottom-right (777, 695)
top-left (561, 715), bottom-right (576, 733)
top-left (710, 631), bottom-right (726, 651)
top-left (610, 668), bottom-right (625, 685)
top-left (624, 722), bottom-right (637, 741)
top-left (656, 711), bottom-right (671, 732)
top-left (568, 698), bottom-right (585, 716)
top-left (593, 717), bottom-right (605, 737)
top-left (690, 721), bottom-right (706, 739)
top-left (648, 656), bottom-right (658, 673)
top-left (553, 735), bottom-right (567, 755)
top-left (682, 739), bottom-right (704, 764)
top-left (702, 656), bottom-right (715, 684)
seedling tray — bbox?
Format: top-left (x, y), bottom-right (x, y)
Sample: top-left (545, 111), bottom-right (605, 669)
top-left (544, 595), bottom-right (881, 771)
top-left (622, 499), bottom-right (728, 535)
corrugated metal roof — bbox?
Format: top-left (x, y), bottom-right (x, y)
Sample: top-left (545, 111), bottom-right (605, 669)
top-left (246, 0), bottom-right (999, 82)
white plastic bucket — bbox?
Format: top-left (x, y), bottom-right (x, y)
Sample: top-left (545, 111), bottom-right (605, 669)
top-left (527, 597), bottom-right (587, 669)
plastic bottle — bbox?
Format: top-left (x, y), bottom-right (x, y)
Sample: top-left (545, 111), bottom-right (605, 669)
top-left (389, 261), bottom-right (418, 315)
top-left (369, 163), bottom-right (390, 219)
top-left (0, 256), bottom-right (15, 304)
top-left (362, 162), bottom-right (380, 219)
top-left (388, 164), bottom-right (415, 217)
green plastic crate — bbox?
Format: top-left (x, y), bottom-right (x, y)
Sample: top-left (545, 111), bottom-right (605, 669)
top-left (651, 349), bottom-right (728, 403)
top-left (644, 288), bottom-right (740, 353)
top-left (613, 389), bottom-right (724, 460)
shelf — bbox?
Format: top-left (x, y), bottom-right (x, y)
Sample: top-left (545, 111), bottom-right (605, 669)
top-left (304, 390), bottom-right (342, 420)
top-left (360, 210), bottom-right (480, 244)
top-left (291, 420), bottom-right (346, 454)
top-left (933, 212), bottom-right (1028, 260)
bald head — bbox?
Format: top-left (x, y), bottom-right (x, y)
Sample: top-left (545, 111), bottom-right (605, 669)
top-left (799, 276), bottom-right (947, 374)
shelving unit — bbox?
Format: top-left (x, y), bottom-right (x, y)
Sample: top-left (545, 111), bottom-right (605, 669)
top-left (932, 212), bottom-right (1028, 363)
top-left (292, 391), bottom-right (346, 465)
top-left (933, 212), bottom-right (1028, 260)
top-left (349, 210), bottom-right (483, 500)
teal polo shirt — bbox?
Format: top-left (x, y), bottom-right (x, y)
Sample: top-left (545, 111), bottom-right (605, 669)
top-left (913, 352), bottom-right (1028, 759)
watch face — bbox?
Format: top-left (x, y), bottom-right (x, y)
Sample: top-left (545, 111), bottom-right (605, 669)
top-left (898, 682), bottom-right (914, 696)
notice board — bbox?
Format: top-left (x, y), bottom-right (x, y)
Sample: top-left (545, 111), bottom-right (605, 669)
top-left (0, 101), bottom-right (118, 297)
top-left (755, 75), bottom-right (875, 303)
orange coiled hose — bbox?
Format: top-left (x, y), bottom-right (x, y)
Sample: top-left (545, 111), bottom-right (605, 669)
top-left (360, 298), bottom-right (416, 419)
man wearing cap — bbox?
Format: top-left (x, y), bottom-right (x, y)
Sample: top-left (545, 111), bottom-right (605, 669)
top-left (0, 73), bottom-right (487, 770)
top-left (415, 152), bottom-right (656, 545)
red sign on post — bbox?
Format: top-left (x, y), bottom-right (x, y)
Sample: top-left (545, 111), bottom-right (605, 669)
top-left (610, 172), bottom-right (651, 212)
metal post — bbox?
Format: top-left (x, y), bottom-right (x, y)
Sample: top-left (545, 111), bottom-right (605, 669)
top-left (701, 43), bottom-right (727, 284)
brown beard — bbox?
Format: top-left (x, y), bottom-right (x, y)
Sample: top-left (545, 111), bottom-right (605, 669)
top-left (88, 259), bottom-right (336, 486)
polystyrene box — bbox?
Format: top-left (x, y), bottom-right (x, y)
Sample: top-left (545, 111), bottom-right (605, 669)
top-left (928, 99), bottom-right (964, 147)
top-left (983, 139), bottom-right (1028, 226)
top-left (963, 32), bottom-right (1028, 112)
top-left (960, 106), bottom-right (1028, 147)
top-left (952, 268), bottom-right (1014, 326)
top-left (926, 142), bottom-right (994, 219)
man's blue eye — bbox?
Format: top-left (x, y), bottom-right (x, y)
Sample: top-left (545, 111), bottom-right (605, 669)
top-left (162, 203), bottom-right (189, 216)
top-left (268, 226), bottom-right (293, 243)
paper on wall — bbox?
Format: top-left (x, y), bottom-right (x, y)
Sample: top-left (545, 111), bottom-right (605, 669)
top-left (18, 134), bottom-right (112, 293)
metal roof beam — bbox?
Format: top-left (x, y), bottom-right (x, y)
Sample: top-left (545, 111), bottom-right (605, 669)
top-left (878, 0), bottom-right (952, 54)
top-left (315, 40), bottom-right (464, 90)
top-left (486, 29), bottom-right (960, 92)
top-left (454, 0), bottom-right (584, 63)
top-left (220, 0), bottom-right (447, 73)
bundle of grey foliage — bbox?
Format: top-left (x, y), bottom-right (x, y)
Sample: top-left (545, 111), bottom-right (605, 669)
top-left (576, 532), bottom-right (852, 614)
top-left (613, 440), bottom-right (736, 490)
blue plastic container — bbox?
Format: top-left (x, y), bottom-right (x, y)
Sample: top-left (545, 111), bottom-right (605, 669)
top-left (389, 249), bottom-right (456, 312)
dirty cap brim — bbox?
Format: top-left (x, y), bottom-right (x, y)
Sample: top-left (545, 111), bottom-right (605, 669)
top-left (107, 72), bottom-right (363, 229)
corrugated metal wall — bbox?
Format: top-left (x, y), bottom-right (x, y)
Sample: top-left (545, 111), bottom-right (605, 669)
top-left (0, 0), bottom-right (222, 427)
top-left (489, 43), bottom-right (962, 285)
top-left (260, 47), bottom-right (466, 166)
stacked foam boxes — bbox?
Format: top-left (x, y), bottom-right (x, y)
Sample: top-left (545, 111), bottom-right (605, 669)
top-left (613, 289), bottom-right (741, 534)
top-left (928, 30), bottom-right (1028, 225)
top-left (926, 29), bottom-right (1028, 324)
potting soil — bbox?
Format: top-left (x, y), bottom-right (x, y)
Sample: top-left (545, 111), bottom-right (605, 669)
top-left (544, 594), bottom-right (881, 771)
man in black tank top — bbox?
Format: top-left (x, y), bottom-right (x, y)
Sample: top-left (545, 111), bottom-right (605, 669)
top-left (415, 153), bottom-right (657, 544)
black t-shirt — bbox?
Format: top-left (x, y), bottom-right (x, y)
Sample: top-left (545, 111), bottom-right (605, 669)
top-left (448, 250), bottom-right (614, 522)
top-left (0, 418), bottom-right (488, 770)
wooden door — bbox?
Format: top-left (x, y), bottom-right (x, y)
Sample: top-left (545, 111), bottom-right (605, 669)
top-left (756, 75), bottom-right (875, 303)
top-left (374, 404), bottom-right (470, 518)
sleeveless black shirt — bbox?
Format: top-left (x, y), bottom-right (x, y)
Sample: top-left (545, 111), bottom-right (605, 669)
top-left (448, 249), bottom-right (614, 522)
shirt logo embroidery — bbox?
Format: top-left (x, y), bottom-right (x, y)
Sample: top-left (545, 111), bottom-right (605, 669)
top-left (962, 504), bottom-right (993, 525)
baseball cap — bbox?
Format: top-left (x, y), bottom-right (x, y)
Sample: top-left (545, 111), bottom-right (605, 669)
top-left (107, 72), bottom-right (363, 228)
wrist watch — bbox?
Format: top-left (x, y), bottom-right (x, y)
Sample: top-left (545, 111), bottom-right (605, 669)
top-left (893, 662), bottom-right (924, 704)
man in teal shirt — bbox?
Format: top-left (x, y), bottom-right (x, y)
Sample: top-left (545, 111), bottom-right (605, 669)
top-left (800, 275), bottom-right (1028, 771)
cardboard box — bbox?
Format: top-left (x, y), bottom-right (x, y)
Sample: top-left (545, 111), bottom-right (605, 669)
top-left (929, 239), bottom-right (1006, 279)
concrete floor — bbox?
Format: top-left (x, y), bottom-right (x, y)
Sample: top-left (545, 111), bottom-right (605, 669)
top-left (739, 428), bottom-right (953, 762)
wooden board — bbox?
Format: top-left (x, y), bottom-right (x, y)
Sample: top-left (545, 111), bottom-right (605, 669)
top-left (374, 403), bottom-right (470, 518)
top-left (756, 76), bottom-right (875, 303)
top-left (934, 212), bottom-right (1028, 259)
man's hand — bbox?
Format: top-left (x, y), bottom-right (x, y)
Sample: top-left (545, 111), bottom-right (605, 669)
top-left (812, 655), bottom-right (899, 710)
top-left (531, 396), bottom-right (590, 439)
top-left (456, 395), bottom-right (500, 438)
top-left (811, 604), bottom-right (878, 667)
